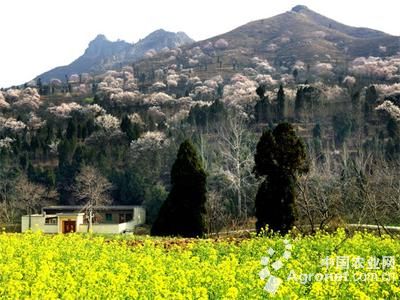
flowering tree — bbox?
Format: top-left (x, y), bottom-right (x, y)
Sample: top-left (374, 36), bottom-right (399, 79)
top-left (374, 84), bottom-right (400, 98)
top-left (0, 137), bottom-right (14, 150)
top-left (7, 88), bottom-right (42, 110)
top-left (255, 74), bottom-right (278, 86)
top-left (312, 62), bottom-right (334, 79)
top-left (144, 92), bottom-right (174, 106)
top-left (350, 56), bottom-right (400, 80)
top-left (0, 117), bottom-right (26, 133)
top-left (130, 131), bottom-right (169, 154)
top-left (343, 76), bottom-right (356, 88)
top-left (95, 114), bottom-right (120, 132)
top-left (0, 93), bottom-right (10, 109)
top-left (252, 57), bottom-right (276, 73)
top-left (151, 82), bottom-right (167, 92)
top-left (47, 102), bottom-right (83, 118)
top-left (376, 101), bottom-right (400, 121)
top-left (214, 38), bottom-right (229, 50)
top-left (222, 74), bottom-right (258, 109)
top-left (110, 91), bottom-right (142, 106)
top-left (147, 106), bottom-right (166, 125)
top-left (27, 113), bottom-right (46, 130)
top-left (130, 131), bottom-right (172, 192)
top-left (144, 49), bottom-right (157, 58)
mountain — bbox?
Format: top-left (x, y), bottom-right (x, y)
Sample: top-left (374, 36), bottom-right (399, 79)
top-left (218, 5), bottom-right (398, 60)
top-left (290, 5), bottom-right (387, 39)
top-left (36, 5), bottom-right (399, 83)
top-left (129, 30), bottom-right (193, 61)
top-left (135, 5), bottom-right (399, 78)
top-left (35, 30), bottom-right (194, 82)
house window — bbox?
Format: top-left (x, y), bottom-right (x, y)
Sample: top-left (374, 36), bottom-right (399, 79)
top-left (45, 217), bottom-right (57, 225)
top-left (105, 213), bottom-right (112, 222)
top-left (119, 214), bottom-right (125, 223)
top-left (126, 213), bottom-right (133, 222)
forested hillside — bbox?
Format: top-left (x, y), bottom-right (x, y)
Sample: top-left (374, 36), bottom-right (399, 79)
top-left (1, 6), bottom-right (400, 232)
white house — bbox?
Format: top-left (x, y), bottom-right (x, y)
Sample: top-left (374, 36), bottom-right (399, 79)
top-left (21, 205), bottom-right (146, 234)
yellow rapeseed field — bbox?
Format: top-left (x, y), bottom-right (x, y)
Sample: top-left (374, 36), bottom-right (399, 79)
top-left (0, 229), bottom-right (399, 299)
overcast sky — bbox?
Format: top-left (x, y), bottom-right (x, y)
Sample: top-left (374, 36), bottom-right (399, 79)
top-left (0, 0), bottom-right (399, 88)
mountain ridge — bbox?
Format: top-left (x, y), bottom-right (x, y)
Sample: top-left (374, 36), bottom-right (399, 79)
top-left (132, 5), bottom-right (399, 81)
top-left (35, 5), bottom-right (399, 84)
top-left (35, 29), bottom-right (194, 82)
top-left (290, 5), bottom-right (390, 39)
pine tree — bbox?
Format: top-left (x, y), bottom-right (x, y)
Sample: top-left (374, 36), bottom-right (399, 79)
top-left (255, 95), bottom-right (272, 123)
top-left (254, 123), bottom-right (308, 234)
top-left (151, 140), bottom-right (207, 237)
top-left (364, 85), bottom-right (378, 121)
top-left (293, 68), bottom-right (299, 83)
top-left (121, 115), bottom-right (140, 141)
top-left (255, 85), bottom-right (273, 123)
top-left (66, 118), bottom-right (78, 141)
top-left (312, 123), bottom-right (321, 139)
top-left (294, 88), bottom-right (304, 121)
top-left (312, 123), bottom-right (324, 162)
top-left (387, 117), bottom-right (399, 139)
top-left (277, 84), bottom-right (285, 121)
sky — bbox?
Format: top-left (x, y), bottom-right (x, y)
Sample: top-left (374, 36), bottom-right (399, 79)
top-left (0, 0), bottom-right (399, 88)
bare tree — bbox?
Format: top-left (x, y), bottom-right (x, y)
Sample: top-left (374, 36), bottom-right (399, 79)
top-left (205, 191), bottom-right (230, 235)
top-left (216, 112), bottom-right (257, 219)
top-left (14, 174), bottom-right (48, 229)
top-left (0, 201), bottom-right (18, 229)
top-left (380, 162), bottom-right (400, 226)
top-left (296, 155), bottom-right (342, 233)
top-left (359, 159), bottom-right (400, 235)
top-left (73, 166), bottom-right (112, 231)
top-left (0, 168), bottom-right (18, 226)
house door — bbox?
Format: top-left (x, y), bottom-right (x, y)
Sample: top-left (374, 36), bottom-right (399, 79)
top-left (63, 220), bottom-right (76, 233)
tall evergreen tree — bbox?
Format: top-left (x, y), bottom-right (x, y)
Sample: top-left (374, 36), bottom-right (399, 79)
top-left (364, 85), bottom-right (378, 121)
top-left (66, 118), bottom-right (78, 141)
top-left (312, 123), bottom-right (324, 162)
top-left (277, 84), bottom-right (285, 121)
top-left (254, 123), bottom-right (308, 234)
top-left (294, 86), bottom-right (321, 121)
top-left (255, 85), bottom-right (272, 123)
top-left (294, 88), bottom-right (304, 121)
top-left (292, 69), bottom-right (299, 83)
top-left (121, 115), bottom-right (140, 141)
top-left (151, 140), bottom-right (207, 237)
top-left (387, 117), bottom-right (399, 139)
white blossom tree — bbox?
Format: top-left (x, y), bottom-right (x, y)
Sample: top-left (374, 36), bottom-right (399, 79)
top-left (350, 56), bottom-right (400, 80)
top-left (222, 74), bottom-right (258, 110)
top-left (11, 88), bottom-right (42, 110)
top-left (0, 137), bottom-right (14, 150)
top-left (130, 131), bottom-right (169, 154)
top-left (374, 83), bottom-right (400, 98)
top-left (47, 102), bottom-right (83, 118)
top-left (0, 117), bottom-right (26, 133)
top-left (0, 92), bottom-right (10, 109)
top-left (214, 38), bottom-right (229, 49)
top-left (95, 114), bottom-right (120, 132)
top-left (376, 100), bottom-right (400, 120)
